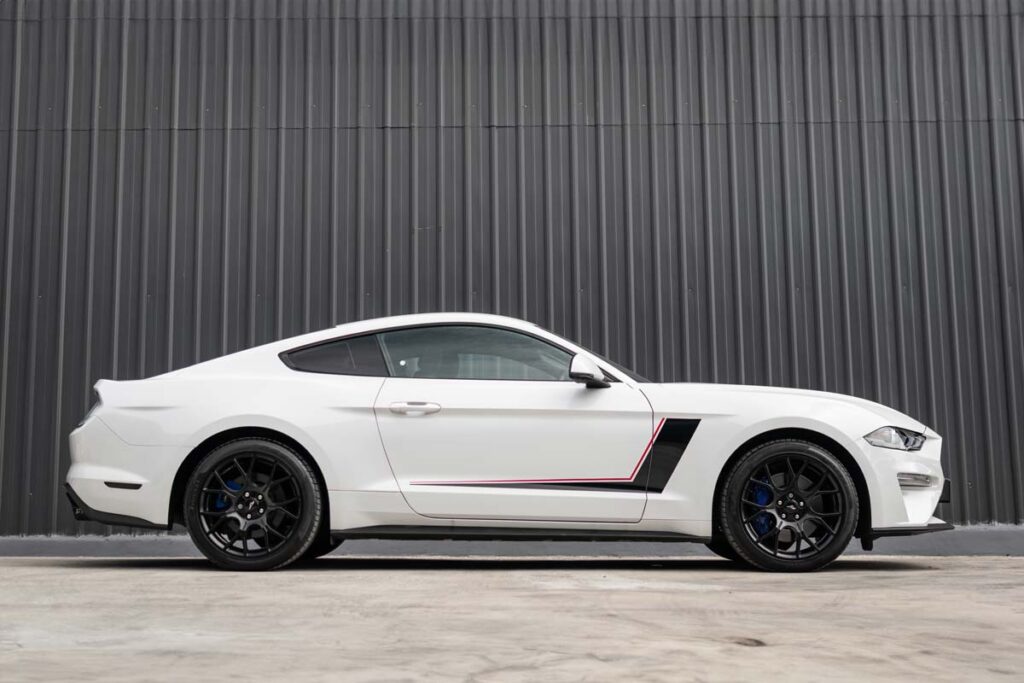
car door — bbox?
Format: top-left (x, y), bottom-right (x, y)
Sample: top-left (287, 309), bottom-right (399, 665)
top-left (372, 324), bottom-right (655, 522)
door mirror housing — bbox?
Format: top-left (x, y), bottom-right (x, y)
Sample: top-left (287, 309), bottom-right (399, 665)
top-left (569, 355), bottom-right (610, 388)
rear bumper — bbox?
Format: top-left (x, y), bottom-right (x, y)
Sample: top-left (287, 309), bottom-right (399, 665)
top-left (67, 415), bottom-right (179, 526)
top-left (64, 482), bottom-right (170, 531)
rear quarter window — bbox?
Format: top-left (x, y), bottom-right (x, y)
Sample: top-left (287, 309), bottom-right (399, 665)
top-left (281, 334), bottom-right (387, 376)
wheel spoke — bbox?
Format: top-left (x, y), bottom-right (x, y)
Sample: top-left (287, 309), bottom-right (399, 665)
top-left (213, 470), bottom-right (233, 490)
top-left (256, 526), bottom-right (277, 552)
top-left (200, 485), bottom-right (231, 497)
top-left (801, 528), bottom-right (823, 553)
top-left (207, 514), bottom-right (231, 535)
top-left (811, 514), bottom-right (838, 536)
top-left (231, 457), bottom-right (248, 484)
top-left (755, 522), bottom-right (778, 543)
top-left (226, 524), bottom-right (244, 546)
top-left (806, 471), bottom-right (833, 497)
top-left (793, 459), bottom-right (809, 489)
top-left (743, 509), bottom-right (767, 523)
top-left (758, 465), bottom-right (777, 493)
top-left (267, 475), bottom-right (292, 490)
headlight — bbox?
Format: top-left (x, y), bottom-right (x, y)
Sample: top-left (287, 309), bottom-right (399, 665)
top-left (864, 426), bottom-right (925, 451)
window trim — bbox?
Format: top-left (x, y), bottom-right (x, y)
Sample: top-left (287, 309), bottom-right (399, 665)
top-left (278, 332), bottom-right (389, 377)
top-left (279, 322), bottom-right (622, 383)
top-left (376, 323), bottom-right (577, 382)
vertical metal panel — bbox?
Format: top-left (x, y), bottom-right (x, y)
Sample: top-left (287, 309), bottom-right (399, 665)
top-left (0, 0), bottom-right (1023, 534)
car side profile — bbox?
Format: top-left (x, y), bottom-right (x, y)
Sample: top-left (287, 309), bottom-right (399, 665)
top-left (66, 313), bottom-right (951, 571)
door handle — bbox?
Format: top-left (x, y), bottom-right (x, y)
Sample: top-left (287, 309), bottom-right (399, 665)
top-left (389, 401), bottom-right (442, 416)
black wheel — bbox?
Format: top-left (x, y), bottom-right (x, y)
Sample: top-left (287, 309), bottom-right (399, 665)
top-left (704, 537), bottom-right (746, 564)
top-left (184, 438), bottom-right (322, 571)
top-left (302, 533), bottom-right (343, 560)
top-left (718, 440), bottom-right (858, 572)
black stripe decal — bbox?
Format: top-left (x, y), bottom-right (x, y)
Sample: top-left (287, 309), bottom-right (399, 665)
top-left (642, 418), bottom-right (700, 493)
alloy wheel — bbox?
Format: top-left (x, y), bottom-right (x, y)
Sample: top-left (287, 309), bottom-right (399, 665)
top-left (198, 453), bottom-right (304, 559)
top-left (740, 454), bottom-right (847, 561)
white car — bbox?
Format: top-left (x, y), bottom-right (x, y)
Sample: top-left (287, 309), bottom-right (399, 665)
top-left (67, 312), bottom-right (951, 571)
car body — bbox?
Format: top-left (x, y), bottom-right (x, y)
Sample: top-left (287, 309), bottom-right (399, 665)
top-left (66, 312), bottom-right (951, 570)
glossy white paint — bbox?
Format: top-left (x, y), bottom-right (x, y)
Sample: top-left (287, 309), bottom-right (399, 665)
top-left (66, 313), bottom-right (948, 539)
top-left (375, 377), bottom-right (653, 522)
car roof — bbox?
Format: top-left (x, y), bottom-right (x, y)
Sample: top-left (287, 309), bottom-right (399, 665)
top-left (333, 312), bottom-right (541, 336)
top-left (157, 313), bottom-right (566, 379)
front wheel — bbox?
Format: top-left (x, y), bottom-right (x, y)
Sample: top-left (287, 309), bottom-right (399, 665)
top-left (717, 440), bottom-right (858, 572)
top-left (184, 438), bottom-right (323, 571)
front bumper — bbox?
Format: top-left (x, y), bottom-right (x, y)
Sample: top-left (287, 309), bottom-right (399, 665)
top-left (860, 518), bottom-right (954, 551)
top-left (65, 482), bottom-right (170, 530)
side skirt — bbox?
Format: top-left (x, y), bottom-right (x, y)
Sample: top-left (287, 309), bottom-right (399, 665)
top-left (332, 525), bottom-right (711, 543)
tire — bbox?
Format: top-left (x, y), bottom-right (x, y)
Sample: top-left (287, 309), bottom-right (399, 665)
top-left (717, 439), bottom-right (858, 572)
top-left (184, 438), bottom-right (323, 571)
top-left (704, 537), bottom-right (746, 564)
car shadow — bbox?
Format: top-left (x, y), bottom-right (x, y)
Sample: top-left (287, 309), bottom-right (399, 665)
top-left (21, 556), bottom-right (936, 573)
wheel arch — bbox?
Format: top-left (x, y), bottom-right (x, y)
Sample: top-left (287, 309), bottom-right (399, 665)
top-left (710, 427), bottom-right (872, 540)
top-left (168, 426), bottom-right (330, 529)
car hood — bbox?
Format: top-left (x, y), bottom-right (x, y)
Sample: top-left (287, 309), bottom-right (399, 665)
top-left (639, 382), bottom-right (928, 433)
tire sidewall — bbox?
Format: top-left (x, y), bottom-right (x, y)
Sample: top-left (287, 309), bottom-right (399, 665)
top-left (184, 438), bottom-right (322, 571)
top-left (720, 440), bottom-right (858, 572)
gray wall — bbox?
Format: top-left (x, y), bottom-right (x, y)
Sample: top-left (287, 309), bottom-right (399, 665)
top-left (1, 0), bottom-right (1023, 535)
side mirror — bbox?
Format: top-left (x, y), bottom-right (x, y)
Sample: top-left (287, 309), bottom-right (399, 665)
top-left (569, 355), bottom-right (610, 388)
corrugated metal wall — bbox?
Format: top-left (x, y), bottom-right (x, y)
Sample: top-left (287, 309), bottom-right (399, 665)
top-left (1, 0), bottom-right (1022, 534)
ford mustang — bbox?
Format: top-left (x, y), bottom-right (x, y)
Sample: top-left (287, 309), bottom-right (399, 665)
top-left (66, 312), bottom-right (951, 571)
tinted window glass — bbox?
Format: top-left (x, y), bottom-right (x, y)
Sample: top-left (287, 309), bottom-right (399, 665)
top-left (378, 325), bottom-right (572, 381)
top-left (284, 334), bottom-right (387, 376)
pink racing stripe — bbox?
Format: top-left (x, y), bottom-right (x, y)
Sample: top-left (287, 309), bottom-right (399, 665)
top-left (410, 417), bottom-right (667, 486)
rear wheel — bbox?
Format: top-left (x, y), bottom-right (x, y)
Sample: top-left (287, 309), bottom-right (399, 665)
top-left (718, 440), bottom-right (858, 572)
top-left (184, 438), bottom-right (322, 571)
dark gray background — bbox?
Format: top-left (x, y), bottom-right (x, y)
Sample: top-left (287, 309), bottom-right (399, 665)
top-left (1, 0), bottom-right (1022, 535)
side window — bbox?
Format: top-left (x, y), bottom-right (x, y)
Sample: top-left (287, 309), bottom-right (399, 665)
top-left (282, 334), bottom-right (387, 376)
top-left (378, 325), bottom-right (572, 381)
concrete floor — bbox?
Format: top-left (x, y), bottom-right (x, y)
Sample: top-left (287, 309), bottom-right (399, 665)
top-left (1, 555), bottom-right (1022, 681)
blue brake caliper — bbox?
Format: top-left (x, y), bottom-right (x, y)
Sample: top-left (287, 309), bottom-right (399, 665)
top-left (749, 476), bottom-right (774, 537)
top-left (213, 479), bottom-right (242, 511)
